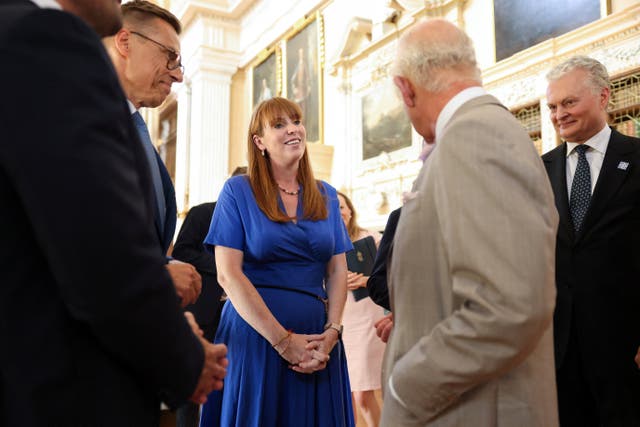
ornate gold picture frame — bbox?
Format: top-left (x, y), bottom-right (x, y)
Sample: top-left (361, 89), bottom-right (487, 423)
top-left (284, 13), bottom-right (324, 144)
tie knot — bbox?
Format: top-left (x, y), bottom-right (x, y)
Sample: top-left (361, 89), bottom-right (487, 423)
top-left (575, 144), bottom-right (589, 155)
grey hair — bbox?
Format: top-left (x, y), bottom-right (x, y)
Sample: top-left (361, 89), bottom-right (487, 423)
top-left (546, 56), bottom-right (610, 95)
top-left (393, 19), bottom-right (481, 92)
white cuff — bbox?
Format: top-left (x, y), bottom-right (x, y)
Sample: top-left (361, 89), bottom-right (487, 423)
top-left (388, 374), bottom-right (410, 409)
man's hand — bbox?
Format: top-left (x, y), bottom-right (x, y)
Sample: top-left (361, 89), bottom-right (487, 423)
top-left (189, 339), bottom-right (228, 404)
top-left (374, 312), bottom-right (393, 343)
top-left (166, 260), bottom-right (201, 307)
top-left (635, 346), bottom-right (640, 369)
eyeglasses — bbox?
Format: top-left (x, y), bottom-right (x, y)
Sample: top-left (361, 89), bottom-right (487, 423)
top-left (130, 31), bottom-right (184, 73)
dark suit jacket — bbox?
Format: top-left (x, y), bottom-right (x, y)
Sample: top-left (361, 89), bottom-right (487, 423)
top-left (173, 202), bottom-right (224, 341)
top-left (0, 3), bottom-right (203, 425)
top-left (155, 150), bottom-right (177, 255)
top-left (542, 129), bottom-right (640, 404)
top-left (366, 207), bottom-right (401, 311)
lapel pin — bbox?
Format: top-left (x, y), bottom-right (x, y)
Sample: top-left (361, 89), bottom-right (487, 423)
top-left (617, 161), bottom-right (629, 170)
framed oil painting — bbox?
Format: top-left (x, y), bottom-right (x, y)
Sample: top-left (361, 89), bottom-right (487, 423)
top-left (494, 0), bottom-right (600, 61)
top-left (361, 80), bottom-right (412, 160)
top-left (285, 17), bottom-right (322, 143)
top-left (252, 50), bottom-right (278, 108)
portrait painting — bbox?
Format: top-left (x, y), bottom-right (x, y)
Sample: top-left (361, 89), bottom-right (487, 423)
top-left (361, 80), bottom-right (412, 160)
top-left (494, 0), bottom-right (600, 61)
top-left (286, 19), bottom-right (321, 143)
top-left (252, 51), bottom-right (278, 108)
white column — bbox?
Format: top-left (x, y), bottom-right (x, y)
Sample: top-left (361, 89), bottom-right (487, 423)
top-left (174, 80), bottom-right (191, 214)
top-left (173, 5), bottom-right (241, 209)
top-left (188, 69), bottom-right (233, 206)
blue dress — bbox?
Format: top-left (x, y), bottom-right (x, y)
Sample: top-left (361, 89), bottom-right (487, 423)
top-left (199, 176), bottom-right (355, 427)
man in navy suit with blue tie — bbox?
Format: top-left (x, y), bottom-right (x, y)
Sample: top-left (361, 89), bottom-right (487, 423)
top-left (543, 56), bottom-right (640, 426)
top-left (105, 0), bottom-right (202, 308)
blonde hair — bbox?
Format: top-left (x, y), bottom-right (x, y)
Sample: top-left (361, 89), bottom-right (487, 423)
top-left (247, 97), bottom-right (327, 222)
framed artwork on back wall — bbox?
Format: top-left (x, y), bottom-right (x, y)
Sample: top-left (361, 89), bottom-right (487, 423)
top-left (361, 79), bottom-right (412, 160)
top-left (285, 14), bottom-right (323, 143)
top-left (252, 48), bottom-right (279, 109)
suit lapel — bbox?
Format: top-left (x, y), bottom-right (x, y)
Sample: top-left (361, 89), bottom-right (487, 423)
top-left (579, 130), bottom-right (636, 238)
top-left (154, 150), bottom-right (177, 254)
top-left (544, 144), bottom-right (574, 242)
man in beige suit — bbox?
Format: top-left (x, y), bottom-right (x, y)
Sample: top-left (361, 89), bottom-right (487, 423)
top-left (382, 19), bottom-right (559, 426)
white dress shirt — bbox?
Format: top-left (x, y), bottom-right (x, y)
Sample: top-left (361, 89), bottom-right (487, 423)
top-left (31, 0), bottom-right (61, 9)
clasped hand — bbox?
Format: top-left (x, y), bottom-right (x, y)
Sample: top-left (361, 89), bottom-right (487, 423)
top-left (276, 331), bottom-right (337, 374)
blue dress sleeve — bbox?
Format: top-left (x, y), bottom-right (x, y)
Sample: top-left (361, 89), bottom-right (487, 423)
top-left (204, 177), bottom-right (245, 253)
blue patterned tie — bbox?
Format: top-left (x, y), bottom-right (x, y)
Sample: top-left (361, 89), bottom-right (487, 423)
top-left (132, 111), bottom-right (166, 232)
top-left (569, 144), bottom-right (591, 232)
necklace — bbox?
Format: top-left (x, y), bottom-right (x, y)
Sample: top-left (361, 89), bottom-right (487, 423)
top-left (278, 185), bottom-right (299, 196)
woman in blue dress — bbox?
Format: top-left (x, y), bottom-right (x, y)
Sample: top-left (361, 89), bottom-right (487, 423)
top-left (199, 97), bottom-right (355, 427)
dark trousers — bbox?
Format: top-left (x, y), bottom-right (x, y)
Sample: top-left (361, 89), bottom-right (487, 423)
top-left (557, 316), bottom-right (640, 427)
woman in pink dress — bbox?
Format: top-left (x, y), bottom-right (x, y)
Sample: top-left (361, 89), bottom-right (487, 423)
top-left (337, 192), bottom-right (386, 427)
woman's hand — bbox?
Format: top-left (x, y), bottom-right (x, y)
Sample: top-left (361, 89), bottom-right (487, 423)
top-left (290, 329), bottom-right (339, 373)
top-left (346, 271), bottom-right (368, 290)
top-left (274, 333), bottom-right (314, 367)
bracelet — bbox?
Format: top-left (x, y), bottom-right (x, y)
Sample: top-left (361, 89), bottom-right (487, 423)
top-left (277, 334), bottom-right (292, 356)
top-left (272, 330), bottom-right (292, 349)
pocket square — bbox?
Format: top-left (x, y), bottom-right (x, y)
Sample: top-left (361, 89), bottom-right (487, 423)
top-left (618, 161), bottom-right (629, 170)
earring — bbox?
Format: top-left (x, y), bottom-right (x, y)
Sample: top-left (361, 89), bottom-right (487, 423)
top-left (261, 149), bottom-right (265, 157)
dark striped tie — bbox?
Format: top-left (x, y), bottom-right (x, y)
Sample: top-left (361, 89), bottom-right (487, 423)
top-left (569, 144), bottom-right (591, 232)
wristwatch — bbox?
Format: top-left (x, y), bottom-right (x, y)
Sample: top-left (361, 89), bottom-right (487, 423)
top-left (323, 322), bottom-right (343, 337)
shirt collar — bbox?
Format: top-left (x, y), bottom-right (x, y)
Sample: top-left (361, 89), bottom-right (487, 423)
top-left (127, 100), bottom-right (137, 115)
top-left (565, 125), bottom-right (611, 157)
top-left (435, 86), bottom-right (487, 143)
top-left (31, 0), bottom-right (62, 9)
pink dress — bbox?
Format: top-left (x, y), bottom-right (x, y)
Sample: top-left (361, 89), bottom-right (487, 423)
top-left (342, 230), bottom-right (387, 392)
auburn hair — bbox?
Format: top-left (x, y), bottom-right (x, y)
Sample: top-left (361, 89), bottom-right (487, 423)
top-left (247, 97), bottom-right (327, 222)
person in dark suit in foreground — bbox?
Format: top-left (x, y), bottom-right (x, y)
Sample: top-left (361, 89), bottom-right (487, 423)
top-left (0, 1), bottom-right (227, 425)
top-left (543, 55), bottom-right (640, 426)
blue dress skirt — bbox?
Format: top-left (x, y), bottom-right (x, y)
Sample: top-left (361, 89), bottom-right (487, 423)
top-left (199, 176), bottom-right (355, 427)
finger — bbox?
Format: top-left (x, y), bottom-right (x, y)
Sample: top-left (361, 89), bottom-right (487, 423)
top-left (305, 341), bottom-right (320, 350)
top-left (297, 358), bottom-right (321, 370)
top-left (313, 350), bottom-right (330, 363)
top-left (301, 333), bottom-right (324, 341)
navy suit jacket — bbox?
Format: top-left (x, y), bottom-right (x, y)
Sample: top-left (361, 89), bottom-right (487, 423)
top-left (0, 2), bottom-right (203, 425)
top-left (366, 207), bottom-right (401, 311)
top-left (154, 149), bottom-right (177, 255)
top-left (542, 129), bottom-right (640, 413)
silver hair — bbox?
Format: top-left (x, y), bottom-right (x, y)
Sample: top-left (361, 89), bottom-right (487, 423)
top-left (546, 56), bottom-right (610, 95)
top-left (392, 19), bottom-right (481, 92)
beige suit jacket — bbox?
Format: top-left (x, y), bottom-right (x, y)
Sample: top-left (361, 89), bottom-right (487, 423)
top-left (381, 95), bottom-right (559, 426)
